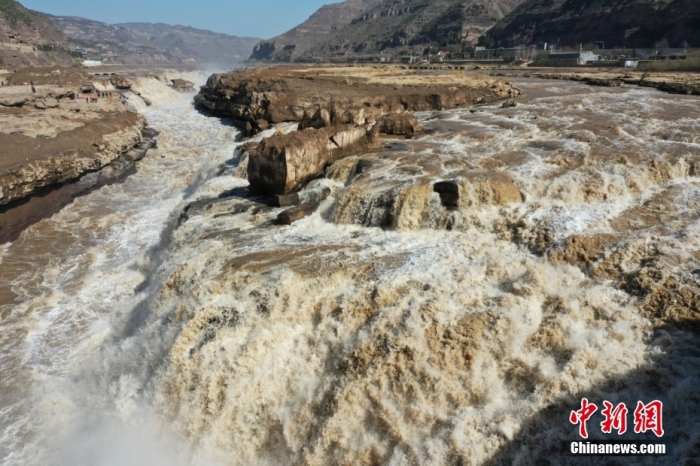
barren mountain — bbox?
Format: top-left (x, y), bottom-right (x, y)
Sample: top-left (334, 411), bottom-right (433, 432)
top-left (49, 15), bottom-right (260, 65)
top-left (0, 0), bottom-right (72, 67)
top-left (251, 0), bottom-right (522, 62)
top-left (487, 0), bottom-right (700, 48)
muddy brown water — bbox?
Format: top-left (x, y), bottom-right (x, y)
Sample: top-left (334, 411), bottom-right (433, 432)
top-left (1, 79), bottom-right (700, 465)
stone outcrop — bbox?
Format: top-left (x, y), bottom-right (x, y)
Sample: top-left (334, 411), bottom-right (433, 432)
top-left (377, 113), bottom-right (421, 135)
top-left (433, 180), bottom-right (459, 208)
top-left (34, 97), bottom-right (60, 110)
top-left (170, 79), bottom-right (196, 93)
top-left (248, 123), bottom-right (378, 195)
top-left (522, 71), bottom-right (700, 97)
top-left (195, 67), bottom-right (517, 137)
top-left (0, 125), bottom-right (158, 244)
top-left (80, 82), bottom-right (96, 93)
top-left (276, 201), bottom-right (321, 225)
top-left (110, 73), bottom-right (132, 90)
top-left (0, 112), bottom-right (147, 206)
top-left (0, 95), bottom-right (33, 107)
top-left (199, 67), bottom-right (519, 197)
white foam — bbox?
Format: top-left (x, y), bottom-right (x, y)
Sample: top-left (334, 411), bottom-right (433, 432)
top-left (4, 78), bottom-right (700, 466)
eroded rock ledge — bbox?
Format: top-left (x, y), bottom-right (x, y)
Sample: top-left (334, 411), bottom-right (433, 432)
top-left (0, 112), bottom-right (147, 207)
top-left (195, 66), bottom-right (518, 137)
top-left (198, 66), bottom-right (518, 196)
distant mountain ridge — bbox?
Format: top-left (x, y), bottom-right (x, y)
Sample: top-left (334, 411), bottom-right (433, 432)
top-left (50, 15), bottom-right (261, 65)
top-left (0, 0), bottom-right (73, 66)
top-left (251, 0), bottom-right (522, 62)
top-left (486, 0), bottom-right (700, 48)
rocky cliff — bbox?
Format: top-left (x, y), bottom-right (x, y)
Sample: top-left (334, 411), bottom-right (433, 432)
top-left (195, 66), bottom-right (518, 136)
top-left (196, 66), bottom-right (518, 196)
top-left (487, 0), bottom-right (700, 48)
top-left (250, 0), bottom-right (522, 62)
top-left (0, 109), bottom-right (146, 207)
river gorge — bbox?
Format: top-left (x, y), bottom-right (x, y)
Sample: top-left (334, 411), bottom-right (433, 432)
top-left (1, 75), bottom-right (699, 465)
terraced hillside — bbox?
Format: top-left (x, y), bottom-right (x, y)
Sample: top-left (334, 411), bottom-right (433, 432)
top-left (251, 0), bottom-right (522, 62)
top-left (0, 0), bottom-right (72, 66)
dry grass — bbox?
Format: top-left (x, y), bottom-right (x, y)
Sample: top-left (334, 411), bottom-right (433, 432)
top-left (639, 57), bottom-right (700, 72)
top-left (287, 65), bottom-right (501, 89)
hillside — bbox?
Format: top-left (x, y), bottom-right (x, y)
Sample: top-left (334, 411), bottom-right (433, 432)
top-left (487, 0), bottom-right (700, 48)
top-left (251, 0), bottom-right (522, 62)
top-left (49, 15), bottom-right (260, 65)
top-left (0, 0), bottom-right (72, 66)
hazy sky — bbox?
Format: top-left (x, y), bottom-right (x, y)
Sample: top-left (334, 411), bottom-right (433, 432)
top-left (20, 0), bottom-right (336, 39)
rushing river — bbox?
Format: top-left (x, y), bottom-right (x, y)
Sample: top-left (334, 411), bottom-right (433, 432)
top-left (1, 78), bottom-right (700, 465)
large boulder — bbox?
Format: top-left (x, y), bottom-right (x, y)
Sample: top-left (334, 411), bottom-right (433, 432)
top-left (0, 95), bottom-right (33, 107)
top-left (248, 123), bottom-right (378, 195)
top-left (377, 113), bottom-right (422, 135)
top-left (80, 82), bottom-right (96, 94)
top-left (34, 97), bottom-right (59, 110)
top-left (110, 74), bottom-right (132, 90)
top-left (276, 201), bottom-right (321, 225)
top-left (170, 79), bottom-right (196, 93)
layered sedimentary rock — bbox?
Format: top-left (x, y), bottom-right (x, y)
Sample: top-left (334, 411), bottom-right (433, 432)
top-left (248, 123), bottom-right (378, 195)
top-left (199, 67), bottom-right (518, 196)
top-left (195, 67), bottom-right (517, 136)
top-left (377, 113), bottom-right (421, 135)
top-left (249, 0), bottom-right (521, 62)
top-left (0, 112), bottom-right (146, 206)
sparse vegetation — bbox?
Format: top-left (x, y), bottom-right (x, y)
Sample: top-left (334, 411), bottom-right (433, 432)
top-left (0, 0), bottom-right (32, 26)
top-left (639, 57), bottom-right (700, 72)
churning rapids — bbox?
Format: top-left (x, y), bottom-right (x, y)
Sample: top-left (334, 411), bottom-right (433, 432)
top-left (2, 78), bottom-right (700, 465)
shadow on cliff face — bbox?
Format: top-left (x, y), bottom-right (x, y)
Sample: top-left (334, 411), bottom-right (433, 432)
top-left (484, 320), bottom-right (700, 466)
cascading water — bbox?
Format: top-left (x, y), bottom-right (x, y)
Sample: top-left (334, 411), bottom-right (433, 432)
top-left (0, 78), bottom-right (243, 465)
top-left (1, 78), bottom-right (699, 465)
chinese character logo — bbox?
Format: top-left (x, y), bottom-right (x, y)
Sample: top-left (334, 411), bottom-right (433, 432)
top-left (571, 399), bottom-right (664, 438)
top-left (601, 401), bottom-right (628, 435)
top-left (634, 400), bottom-right (664, 438)
top-left (570, 398), bottom-right (598, 439)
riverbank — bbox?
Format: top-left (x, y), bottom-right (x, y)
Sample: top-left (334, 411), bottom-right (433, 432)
top-left (0, 66), bottom-right (200, 243)
top-left (195, 65), bottom-right (519, 136)
top-left (0, 94), bottom-right (244, 465)
top-left (490, 66), bottom-right (700, 95)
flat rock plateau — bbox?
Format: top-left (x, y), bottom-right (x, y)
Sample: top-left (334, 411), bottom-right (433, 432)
top-left (196, 66), bottom-right (519, 195)
top-left (0, 66), bottom-right (183, 243)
